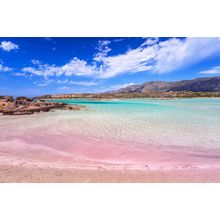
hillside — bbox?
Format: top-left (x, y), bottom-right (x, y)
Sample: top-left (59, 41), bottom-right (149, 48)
top-left (115, 77), bottom-right (220, 93)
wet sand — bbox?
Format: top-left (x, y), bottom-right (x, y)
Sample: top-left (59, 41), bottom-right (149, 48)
top-left (1, 138), bottom-right (220, 182)
top-left (1, 164), bottom-right (220, 183)
top-left (1, 131), bottom-right (220, 183)
top-left (1, 132), bottom-right (220, 182)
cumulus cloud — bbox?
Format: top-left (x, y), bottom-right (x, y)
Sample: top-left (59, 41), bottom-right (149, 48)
top-left (0, 41), bottom-right (19, 51)
top-left (21, 38), bottom-right (220, 79)
top-left (199, 66), bottom-right (220, 74)
top-left (23, 58), bottom-right (95, 77)
top-left (0, 64), bottom-right (12, 72)
top-left (61, 58), bottom-right (95, 76)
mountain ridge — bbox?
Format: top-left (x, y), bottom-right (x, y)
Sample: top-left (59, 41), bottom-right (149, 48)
top-left (114, 76), bottom-right (220, 93)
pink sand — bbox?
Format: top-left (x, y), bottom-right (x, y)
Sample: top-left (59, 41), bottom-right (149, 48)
top-left (1, 133), bottom-right (220, 172)
top-left (1, 108), bottom-right (220, 182)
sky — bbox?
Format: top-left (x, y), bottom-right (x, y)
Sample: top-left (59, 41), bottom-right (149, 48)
top-left (0, 37), bottom-right (220, 97)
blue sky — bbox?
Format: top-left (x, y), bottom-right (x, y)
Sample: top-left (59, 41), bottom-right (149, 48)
top-left (0, 37), bottom-right (220, 96)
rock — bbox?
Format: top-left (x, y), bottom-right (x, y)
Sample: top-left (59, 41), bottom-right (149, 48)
top-left (0, 96), bottom-right (85, 116)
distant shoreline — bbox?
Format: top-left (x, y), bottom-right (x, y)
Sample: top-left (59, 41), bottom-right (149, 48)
top-left (36, 91), bottom-right (220, 100)
top-left (42, 94), bottom-right (220, 101)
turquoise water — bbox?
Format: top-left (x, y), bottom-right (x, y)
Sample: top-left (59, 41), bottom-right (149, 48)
top-left (48, 98), bottom-right (220, 150)
top-left (1, 97), bottom-right (220, 170)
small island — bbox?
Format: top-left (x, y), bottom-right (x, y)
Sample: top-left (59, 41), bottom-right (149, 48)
top-left (0, 96), bottom-right (85, 116)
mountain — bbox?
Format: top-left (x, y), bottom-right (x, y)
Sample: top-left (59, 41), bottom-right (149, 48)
top-left (115, 77), bottom-right (220, 93)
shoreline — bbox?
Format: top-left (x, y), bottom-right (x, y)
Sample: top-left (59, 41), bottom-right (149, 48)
top-left (37, 91), bottom-right (220, 100)
top-left (1, 140), bottom-right (220, 182)
top-left (44, 96), bottom-right (220, 100)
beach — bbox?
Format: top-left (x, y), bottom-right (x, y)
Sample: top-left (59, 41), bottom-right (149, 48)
top-left (1, 98), bottom-right (220, 182)
top-left (2, 164), bottom-right (220, 182)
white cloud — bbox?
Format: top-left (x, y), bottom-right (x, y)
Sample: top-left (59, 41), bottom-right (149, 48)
top-left (31, 59), bottom-right (41, 65)
top-left (153, 37), bottom-right (220, 74)
top-left (141, 37), bottom-right (159, 46)
top-left (0, 64), bottom-right (12, 72)
top-left (0, 41), bottom-right (19, 51)
top-left (93, 38), bottom-right (154, 78)
top-left (97, 45), bottom-right (154, 78)
top-left (34, 79), bottom-right (54, 87)
top-left (34, 78), bottom-right (97, 87)
top-left (14, 72), bottom-right (26, 76)
top-left (58, 86), bottom-right (72, 91)
top-left (57, 79), bottom-right (68, 84)
top-left (23, 58), bottom-right (95, 77)
top-left (113, 38), bottom-right (124, 42)
top-left (121, 82), bottom-right (135, 87)
top-left (44, 37), bottom-right (52, 41)
top-left (57, 79), bottom-right (97, 86)
top-left (93, 40), bottom-right (112, 62)
top-left (36, 82), bottom-right (49, 87)
top-left (199, 66), bottom-right (220, 74)
top-left (21, 38), bottom-right (220, 79)
top-left (61, 58), bottom-right (95, 76)
top-left (69, 81), bottom-right (97, 86)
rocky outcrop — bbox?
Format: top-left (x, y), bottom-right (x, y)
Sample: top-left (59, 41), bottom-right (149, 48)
top-left (0, 96), bottom-right (85, 116)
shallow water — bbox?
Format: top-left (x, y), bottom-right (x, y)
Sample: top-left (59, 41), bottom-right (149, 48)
top-left (47, 98), bottom-right (220, 151)
top-left (1, 98), bottom-right (220, 168)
